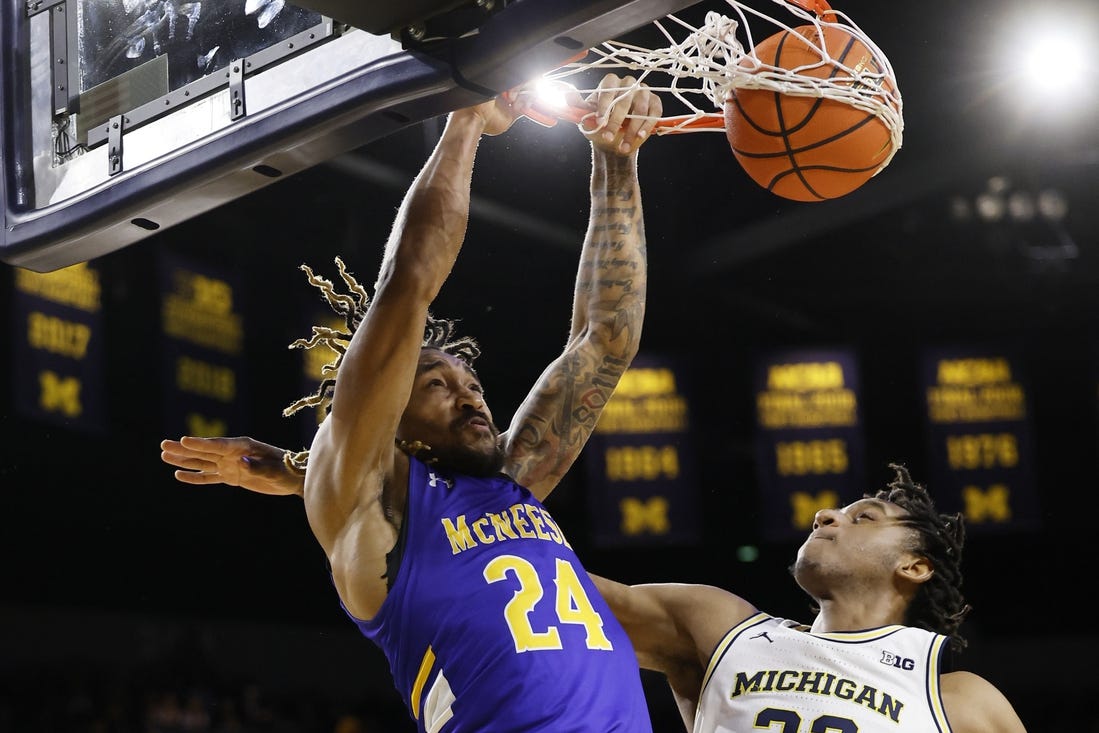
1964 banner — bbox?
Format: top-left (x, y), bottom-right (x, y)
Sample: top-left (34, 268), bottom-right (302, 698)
top-left (585, 354), bottom-right (700, 547)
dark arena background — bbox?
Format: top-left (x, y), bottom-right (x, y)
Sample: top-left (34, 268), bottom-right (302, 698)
top-left (2, 0), bottom-right (1097, 730)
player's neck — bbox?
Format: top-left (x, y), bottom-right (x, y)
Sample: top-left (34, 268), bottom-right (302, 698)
top-left (809, 595), bottom-right (909, 634)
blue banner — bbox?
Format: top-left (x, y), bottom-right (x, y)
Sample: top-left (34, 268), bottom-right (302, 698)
top-left (159, 253), bottom-right (248, 438)
top-left (585, 354), bottom-right (700, 547)
top-left (11, 263), bottom-right (106, 433)
top-left (921, 347), bottom-right (1040, 533)
top-left (753, 348), bottom-right (867, 542)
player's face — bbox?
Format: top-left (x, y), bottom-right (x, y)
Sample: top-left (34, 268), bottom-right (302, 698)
top-left (792, 498), bottom-right (918, 597)
top-left (398, 348), bottom-right (504, 476)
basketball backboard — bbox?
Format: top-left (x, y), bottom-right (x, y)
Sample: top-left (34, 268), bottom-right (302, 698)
top-left (0, 0), bottom-right (697, 272)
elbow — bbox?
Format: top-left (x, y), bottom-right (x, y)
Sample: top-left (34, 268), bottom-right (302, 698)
top-left (590, 305), bottom-right (646, 364)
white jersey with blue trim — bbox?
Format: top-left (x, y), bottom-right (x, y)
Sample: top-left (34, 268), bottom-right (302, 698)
top-left (693, 613), bottom-right (953, 733)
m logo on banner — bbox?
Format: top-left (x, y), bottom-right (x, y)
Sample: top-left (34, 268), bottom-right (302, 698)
top-left (962, 485), bottom-right (1012, 522)
top-left (186, 414), bottom-right (228, 438)
top-left (39, 371), bottom-right (82, 417)
top-left (620, 497), bottom-right (670, 535)
top-left (790, 490), bottom-right (842, 530)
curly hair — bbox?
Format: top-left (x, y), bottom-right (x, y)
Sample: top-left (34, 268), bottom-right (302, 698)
top-left (871, 463), bottom-right (971, 652)
top-left (280, 256), bottom-right (480, 473)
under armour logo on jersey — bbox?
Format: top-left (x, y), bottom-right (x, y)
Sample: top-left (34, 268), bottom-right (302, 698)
top-left (750, 632), bottom-right (774, 644)
top-left (880, 651), bottom-right (916, 670)
top-left (428, 472), bottom-right (454, 489)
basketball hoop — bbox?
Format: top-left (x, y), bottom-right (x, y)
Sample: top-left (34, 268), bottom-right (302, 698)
top-left (517, 0), bottom-right (904, 199)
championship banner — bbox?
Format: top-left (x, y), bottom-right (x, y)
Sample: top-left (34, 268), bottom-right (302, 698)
top-left (11, 263), bottom-right (106, 433)
top-left (921, 347), bottom-right (1040, 533)
top-left (753, 348), bottom-right (866, 542)
top-left (585, 354), bottom-right (700, 547)
top-left (159, 253), bottom-right (247, 438)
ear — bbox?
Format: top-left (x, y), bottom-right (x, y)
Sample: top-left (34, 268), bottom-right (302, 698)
top-left (897, 553), bottom-right (934, 585)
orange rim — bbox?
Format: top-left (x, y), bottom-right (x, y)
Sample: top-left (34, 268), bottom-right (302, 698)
top-left (653, 113), bottom-right (726, 133)
top-left (786, 0), bottom-right (838, 22)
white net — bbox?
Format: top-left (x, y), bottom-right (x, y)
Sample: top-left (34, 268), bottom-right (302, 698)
top-left (529, 0), bottom-right (903, 170)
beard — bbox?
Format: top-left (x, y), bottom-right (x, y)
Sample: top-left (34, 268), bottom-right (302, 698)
top-left (430, 440), bottom-right (506, 477)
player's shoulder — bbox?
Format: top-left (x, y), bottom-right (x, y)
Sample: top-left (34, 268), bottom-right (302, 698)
top-left (941, 670), bottom-right (1027, 732)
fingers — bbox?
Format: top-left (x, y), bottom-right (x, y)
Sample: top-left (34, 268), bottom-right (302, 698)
top-left (587, 73), bottom-right (660, 155)
top-left (172, 469), bottom-right (221, 485)
top-left (161, 436), bottom-right (227, 481)
top-left (621, 83), bottom-right (660, 150)
top-left (179, 435), bottom-right (231, 451)
top-left (596, 75), bottom-right (631, 133)
top-left (161, 452), bottom-right (215, 472)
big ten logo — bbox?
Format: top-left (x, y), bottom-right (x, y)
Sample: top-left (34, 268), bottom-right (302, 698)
top-left (38, 370), bottom-right (82, 417)
top-left (604, 444), bottom-right (679, 481)
top-left (619, 496), bottom-right (670, 536)
top-left (879, 651), bottom-right (916, 671)
top-left (775, 439), bottom-right (848, 476)
top-left (26, 312), bottom-right (92, 359)
top-left (176, 356), bottom-right (236, 402)
top-left (789, 489), bottom-right (842, 530)
top-left (945, 433), bottom-right (1018, 470)
top-left (961, 484), bottom-right (1012, 523)
top-left (185, 413), bottom-right (228, 437)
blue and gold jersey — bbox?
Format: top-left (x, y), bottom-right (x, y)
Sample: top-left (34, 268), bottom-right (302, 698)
top-left (346, 456), bottom-right (652, 732)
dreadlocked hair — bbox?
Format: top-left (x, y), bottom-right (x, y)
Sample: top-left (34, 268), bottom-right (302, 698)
top-left (281, 256), bottom-right (481, 471)
top-left (872, 462), bottom-right (971, 653)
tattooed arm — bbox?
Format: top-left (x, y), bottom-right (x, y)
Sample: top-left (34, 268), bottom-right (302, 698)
top-left (500, 74), bottom-right (660, 501)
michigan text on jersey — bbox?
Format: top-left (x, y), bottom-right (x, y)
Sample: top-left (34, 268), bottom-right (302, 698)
top-left (731, 669), bottom-right (904, 722)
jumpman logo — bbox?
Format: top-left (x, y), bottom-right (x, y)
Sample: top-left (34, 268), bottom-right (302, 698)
top-left (751, 631), bottom-right (774, 644)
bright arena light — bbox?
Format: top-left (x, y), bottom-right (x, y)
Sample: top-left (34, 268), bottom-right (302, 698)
top-left (1021, 32), bottom-right (1087, 95)
top-left (532, 79), bottom-right (571, 113)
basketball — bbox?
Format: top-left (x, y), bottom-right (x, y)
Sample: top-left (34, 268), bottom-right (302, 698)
top-left (724, 24), bottom-right (898, 202)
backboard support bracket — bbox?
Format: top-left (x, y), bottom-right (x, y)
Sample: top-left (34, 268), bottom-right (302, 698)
top-left (47, 1), bottom-right (69, 115)
top-left (107, 115), bottom-right (123, 176)
top-left (24, 0), bottom-right (63, 17)
top-left (83, 19), bottom-right (338, 149)
top-left (229, 60), bottom-right (246, 120)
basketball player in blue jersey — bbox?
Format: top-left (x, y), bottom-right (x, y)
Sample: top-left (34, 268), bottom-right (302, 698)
top-left (161, 73), bottom-right (659, 732)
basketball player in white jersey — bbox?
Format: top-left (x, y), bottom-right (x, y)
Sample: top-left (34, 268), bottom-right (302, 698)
top-left (591, 462), bottom-right (1027, 732)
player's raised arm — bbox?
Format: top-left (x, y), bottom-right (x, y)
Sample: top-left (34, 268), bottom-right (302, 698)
top-left (300, 97), bottom-right (524, 620)
top-left (501, 74), bottom-right (660, 500)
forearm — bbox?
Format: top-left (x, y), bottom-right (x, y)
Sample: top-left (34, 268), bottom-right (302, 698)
top-left (374, 108), bottom-right (487, 301)
top-left (335, 108), bottom-right (488, 397)
top-left (502, 151), bottom-right (647, 495)
top-left (569, 148), bottom-right (647, 358)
